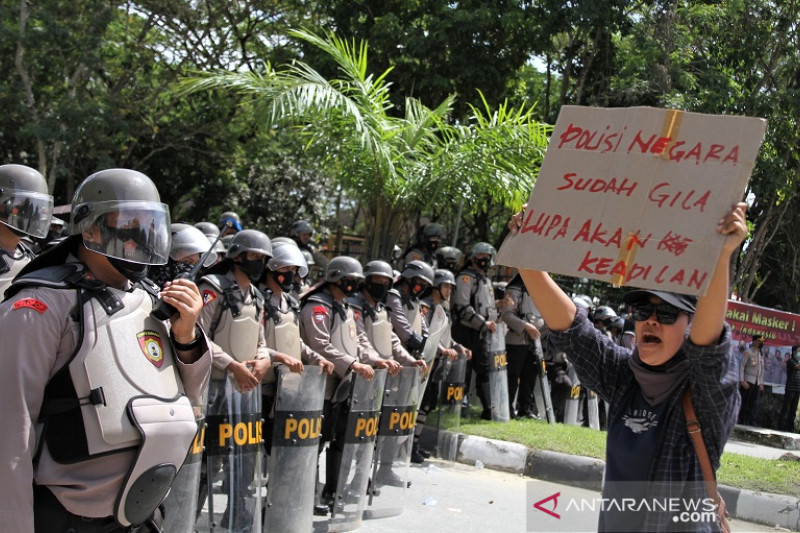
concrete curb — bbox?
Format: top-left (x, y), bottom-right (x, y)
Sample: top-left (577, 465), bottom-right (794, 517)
top-left (421, 426), bottom-right (800, 531)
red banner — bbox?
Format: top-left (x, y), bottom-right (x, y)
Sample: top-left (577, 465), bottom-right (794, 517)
top-left (726, 300), bottom-right (800, 346)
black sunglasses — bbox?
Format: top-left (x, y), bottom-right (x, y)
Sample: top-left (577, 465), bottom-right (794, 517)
top-left (630, 301), bottom-right (683, 325)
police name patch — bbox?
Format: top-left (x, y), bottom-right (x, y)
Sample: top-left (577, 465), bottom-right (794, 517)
top-left (202, 290), bottom-right (217, 305)
top-left (313, 305), bottom-right (327, 324)
top-left (13, 298), bottom-right (48, 313)
top-left (137, 330), bottom-right (165, 368)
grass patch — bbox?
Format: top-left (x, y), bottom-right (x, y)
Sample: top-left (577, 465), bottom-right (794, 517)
top-left (443, 415), bottom-right (800, 497)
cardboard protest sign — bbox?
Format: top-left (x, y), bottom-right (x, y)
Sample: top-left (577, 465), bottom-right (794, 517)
top-left (496, 106), bottom-right (767, 295)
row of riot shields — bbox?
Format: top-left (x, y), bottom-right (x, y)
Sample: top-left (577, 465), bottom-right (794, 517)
top-left (162, 304), bottom-right (459, 532)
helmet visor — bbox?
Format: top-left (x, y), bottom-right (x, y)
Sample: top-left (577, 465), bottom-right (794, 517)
top-left (74, 200), bottom-right (171, 265)
top-left (0, 189), bottom-right (54, 238)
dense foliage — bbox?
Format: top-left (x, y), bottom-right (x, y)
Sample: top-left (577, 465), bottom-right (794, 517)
top-left (3, 1), bottom-right (800, 309)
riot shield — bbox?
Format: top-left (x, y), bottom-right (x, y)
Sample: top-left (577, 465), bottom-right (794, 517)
top-left (530, 338), bottom-right (556, 424)
top-left (417, 305), bottom-right (448, 397)
top-left (263, 365), bottom-right (326, 533)
top-left (363, 366), bottom-right (421, 520)
top-left (328, 369), bottom-right (388, 533)
top-left (563, 362), bottom-right (583, 426)
top-left (436, 352), bottom-right (467, 461)
top-left (488, 322), bottom-right (510, 422)
top-left (161, 394), bottom-right (206, 531)
top-left (198, 377), bottom-right (263, 533)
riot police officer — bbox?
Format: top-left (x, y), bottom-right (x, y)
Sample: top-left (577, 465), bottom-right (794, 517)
top-left (260, 240), bottom-right (334, 454)
top-left (0, 168), bottom-right (211, 532)
top-left (196, 229), bottom-right (272, 531)
top-left (0, 164), bottom-right (54, 296)
top-left (434, 245), bottom-right (462, 273)
top-left (402, 223), bottom-right (445, 267)
top-left (384, 260), bottom-right (434, 357)
top-left (451, 242), bottom-right (499, 420)
top-left (218, 211), bottom-right (242, 237)
top-left (298, 256), bottom-right (388, 513)
top-left (290, 219), bottom-right (329, 270)
top-left (149, 225), bottom-right (218, 289)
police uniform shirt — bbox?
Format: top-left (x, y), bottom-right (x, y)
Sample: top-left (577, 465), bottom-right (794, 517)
top-left (0, 256), bottom-right (212, 530)
top-left (384, 289), bottom-right (429, 346)
top-left (500, 284), bottom-right (545, 346)
top-left (299, 287), bottom-right (377, 380)
top-left (452, 267), bottom-right (497, 331)
top-left (740, 345), bottom-right (765, 386)
top-left (0, 244), bottom-right (34, 297)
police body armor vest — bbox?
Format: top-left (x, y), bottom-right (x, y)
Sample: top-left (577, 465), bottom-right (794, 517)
top-left (13, 264), bottom-right (197, 527)
top-left (306, 290), bottom-right (358, 357)
top-left (458, 269), bottom-right (498, 326)
top-left (0, 246), bottom-right (32, 298)
top-left (388, 287), bottom-right (423, 336)
top-left (202, 273), bottom-right (263, 366)
top-left (349, 294), bottom-right (393, 358)
top-left (262, 291), bottom-right (302, 387)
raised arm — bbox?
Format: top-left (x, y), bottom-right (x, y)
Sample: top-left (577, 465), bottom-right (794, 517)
top-left (689, 202), bottom-right (748, 346)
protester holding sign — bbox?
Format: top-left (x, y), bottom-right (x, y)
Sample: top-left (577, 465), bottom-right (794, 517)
top-left (508, 201), bottom-right (746, 532)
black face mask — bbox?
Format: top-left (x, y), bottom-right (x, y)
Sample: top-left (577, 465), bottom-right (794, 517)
top-left (109, 257), bottom-right (149, 282)
top-left (427, 239), bottom-right (440, 252)
top-left (336, 278), bottom-right (359, 297)
top-left (271, 270), bottom-right (295, 292)
top-left (238, 257), bottom-right (265, 282)
top-left (365, 280), bottom-right (389, 302)
top-left (474, 257), bottom-right (491, 271)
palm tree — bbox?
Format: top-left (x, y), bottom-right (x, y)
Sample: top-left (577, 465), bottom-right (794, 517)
top-left (179, 28), bottom-right (551, 258)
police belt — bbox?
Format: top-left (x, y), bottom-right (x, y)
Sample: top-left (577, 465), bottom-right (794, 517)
top-left (33, 485), bottom-right (159, 533)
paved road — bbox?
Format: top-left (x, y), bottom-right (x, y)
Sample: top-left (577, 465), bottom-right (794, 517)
top-left (345, 459), bottom-right (786, 533)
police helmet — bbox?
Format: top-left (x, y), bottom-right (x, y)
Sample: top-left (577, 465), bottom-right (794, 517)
top-left (363, 260), bottom-right (394, 281)
top-left (435, 246), bottom-right (462, 264)
top-left (433, 269), bottom-right (456, 288)
top-left (592, 305), bottom-right (618, 322)
top-left (301, 248), bottom-right (315, 266)
top-left (170, 222), bottom-right (192, 235)
top-left (219, 211), bottom-right (242, 232)
top-left (267, 241), bottom-right (308, 278)
top-left (0, 164), bottom-right (54, 239)
top-left (194, 221), bottom-right (220, 239)
top-left (69, 168), bottom-right (170, 265)
top-left (270, 236), bottom-right (298, 247)
top-left (401, 260), bottom-right (435, 286)
top-left (606, 316), bottom-right (626, 332)
top-left (324, 256), bottom-right (364, 282)
top-left (422, 222), bottom-right (446, 239)
top-left (290, 219), bottom-right (314, 238)
top-left (571, 294), bottom-right (593, 310)
top-left (225, 229), bottom-right (272, 260)
top-left (170, 226), bottom-right (217, 267)
top-left (467, 242), bottom-right (497, 261)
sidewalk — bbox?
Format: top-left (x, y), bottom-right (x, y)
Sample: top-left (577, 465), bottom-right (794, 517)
top-left (419, 424), bottom-right (800, 531)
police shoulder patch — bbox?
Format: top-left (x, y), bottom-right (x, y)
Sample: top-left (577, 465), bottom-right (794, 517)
top-left (313, 305), bottom-right (328, 324)
top-left (202, 290), bottom-right (217, 305)
top-left (461, 275), bottom-right (470, 283)
top-left (13, 298), bottom-right (48, 314)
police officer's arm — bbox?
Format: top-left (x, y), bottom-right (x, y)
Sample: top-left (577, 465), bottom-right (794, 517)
top-left (384, 291), bottom-right (416, 345)
top-left (299, 303), bottom-right (372, 379)
top-left (352, 315), bottom-right (400, 374)
top-left (300, 340), bottom-right (335, 374)
top-left (452, 274), bottom-right (497, 332)
top-left (162, 278), bottom-right (207, 364)
top-left (500, 286), bottom-right (540, 340)
top-left (391, 332), bottom-right (426, 368)
top-left (739, 351), bottom-right (749, 387)
top-left (250, 315), bottom-right (282, 379)
top-left (0, 288), bottom-right (73, 531)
